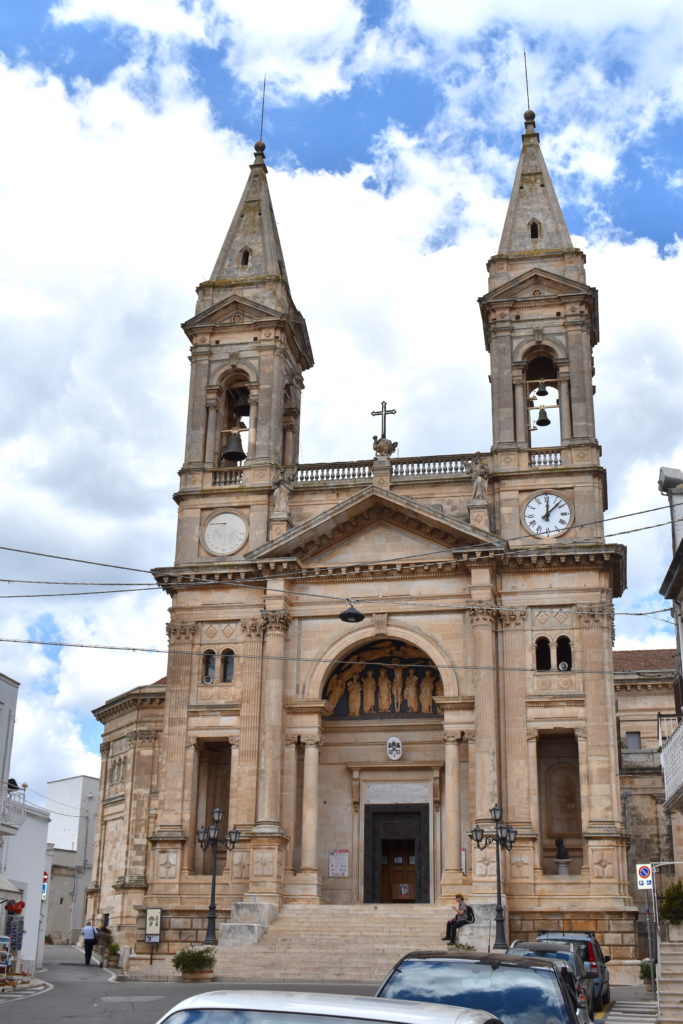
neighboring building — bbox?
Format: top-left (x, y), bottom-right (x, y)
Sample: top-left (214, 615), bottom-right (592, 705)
top-left (89, 111), bottom-right (644, 973)
top-left (613, 648), bottom-right (678, 954)
top-left (45, 776), bottom-right (99, 943)
top-left (659, 468), bottom-right (683, 869)
top-left (0, 673), bottom-right (24, 892)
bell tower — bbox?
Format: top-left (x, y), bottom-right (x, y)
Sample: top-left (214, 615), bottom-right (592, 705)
top-left (175, 141), bottom-right (313, 559)
top-left (479, 110), bottom-right (605, 544)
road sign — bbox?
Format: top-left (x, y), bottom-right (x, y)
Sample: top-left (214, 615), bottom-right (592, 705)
top-left (637, 863), bottom-right (653, 888)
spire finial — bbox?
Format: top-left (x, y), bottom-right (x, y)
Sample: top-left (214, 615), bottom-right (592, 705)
top-left (259, 74), bottom-right (267, 142)
top-left (524, 50), bottom-right (531, 110)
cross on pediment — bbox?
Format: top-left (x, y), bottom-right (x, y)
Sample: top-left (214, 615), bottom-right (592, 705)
top-left (371, 400), bottom-right (396, 439)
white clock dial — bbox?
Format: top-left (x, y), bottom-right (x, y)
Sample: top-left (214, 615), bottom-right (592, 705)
top-left (523, 493), bottom-right (572, 537)
top-left (203, 512), bottom-right (248, 555)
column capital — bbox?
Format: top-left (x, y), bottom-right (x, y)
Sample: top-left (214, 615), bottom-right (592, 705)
top-left (526, 727), bottom-right (539, 741)
top-left (499, 608), bottom-right (526, 628)
top-left (467, 604), bottom-right (497, 627)
top-left (241, 617), bottom-right (267, 638)
top-left (166, 621), bottom-right (198, 642)
top-left (444, 731), bottom-right (463, 745)
top-left (261, 609), bottom-right (291, 634)
top-left (303, 735), bottom-right (323, 748)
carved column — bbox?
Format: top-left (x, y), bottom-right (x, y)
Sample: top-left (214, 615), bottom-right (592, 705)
top-left (468, 605), bottom-right (499, 818)
top-left (283, 734), bottom-right (298, 872)
top-left (558, 376), bottom-right (571, 443)
top-left (205, 386), bottom-right (220, 464)
top-left (442, 731), bottom-right (463, 895)
top-left (236, 617), bottom-right (266, 825)
top-left (499, 609), bottom-right (529, 826)
top-left (156, 622), bottom-right (197, 833)
top-left (514, 380), bottom-right (527, 443)
top-left (256, 609), bottom-right (291, 827)
top-left (526, 728), bottom-right (542, 870)
top-left (300, 736), bottom-right (322, 870)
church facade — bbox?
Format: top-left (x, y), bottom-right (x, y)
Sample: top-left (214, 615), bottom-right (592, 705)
top-left (88, 113), bottom-right (643, 969)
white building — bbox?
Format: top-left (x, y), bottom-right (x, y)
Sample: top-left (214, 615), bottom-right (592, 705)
top-left (45, 776), bottom-right (99, 943)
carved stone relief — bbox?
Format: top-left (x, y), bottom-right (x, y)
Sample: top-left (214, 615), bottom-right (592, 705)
top-left (322, 639), bottom-right (444, 718)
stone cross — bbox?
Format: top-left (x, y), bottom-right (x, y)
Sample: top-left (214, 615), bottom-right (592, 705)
top-left (371, 400), bottom-right (396, 439)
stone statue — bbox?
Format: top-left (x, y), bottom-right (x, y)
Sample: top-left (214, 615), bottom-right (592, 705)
top-left (471, 459), bottom-right (489, 500)
top-left (377, 668), bottom-right (392, 712)
top-left (555, 837), bottom-right (569, 860)
top-left (362, 669), bottom-right (377, 713)
top-left (391, 663), bottom-right (404, 710)
top-left (404, 669), bottom-right (419, 712)
top-left (325, 674), bottom-right (347, 714)
top-left (272, 469), bottom-right (294, 513)
top-left (348, 676), bottom-right (362, 717)
top-left (419, 668), bottom-right (436, 713)
top-left (373, 435), bottom-right (398, 457)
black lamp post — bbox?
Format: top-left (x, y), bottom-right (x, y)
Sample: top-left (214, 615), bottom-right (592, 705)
top-left (196, 807), bottom-right (240, 945)
top-left (470, 803), bottom-right (517, 950)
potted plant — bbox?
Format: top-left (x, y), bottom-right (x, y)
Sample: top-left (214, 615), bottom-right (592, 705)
top-left (171, 946), bottom-right (216, 981)
top-left (107, 942), bottom-right (120, 968)
top-left (659, 879), bottom-right (683, 939)
top-left (639, 959), bottom-right (652, 987)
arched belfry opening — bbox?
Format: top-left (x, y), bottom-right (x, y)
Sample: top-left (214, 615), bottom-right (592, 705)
top-left (219, 376), bottom-right (251, 464)
top-left (526, 352), bottom-right (561, 448)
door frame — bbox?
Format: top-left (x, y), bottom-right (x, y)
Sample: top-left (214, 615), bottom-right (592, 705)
top-left (363, 803), bottom-right (430, 903)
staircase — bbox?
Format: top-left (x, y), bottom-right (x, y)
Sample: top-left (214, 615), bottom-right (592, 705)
top-left (213, 904), bottom-right (493, 983)
top-left (657, 941), bottom-right (683, 1024)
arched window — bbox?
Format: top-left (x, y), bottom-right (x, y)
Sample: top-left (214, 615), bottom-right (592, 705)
top-left (530, 220), bottom-right (540, 239)
top-left (535, 636), bottom-right (551, 671)
top-left (557, 636), bottom-right (572, 671)
top-left (203, 650), bottom-right (216, 685)
top-left (221, 649), bottom-right (235, 683)
top-left (240, 248), bottom-right (250, 266)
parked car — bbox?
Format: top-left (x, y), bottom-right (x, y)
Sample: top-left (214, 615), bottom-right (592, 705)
top-left (152, 989), bottom-right (506, 1024)
top-left (376, 950), bottom-right (581, 1024)
top-left (535, 931), bottom-right (611, 1009)
top-left (506, 941), bottom-right (595, 1020)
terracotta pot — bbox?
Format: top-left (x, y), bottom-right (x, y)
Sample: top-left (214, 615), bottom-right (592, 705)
top-left (180, 968), bottom-right (214, 982)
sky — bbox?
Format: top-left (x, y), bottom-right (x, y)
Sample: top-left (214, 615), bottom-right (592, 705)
top-left (1, 0), bottom-right (682, 800)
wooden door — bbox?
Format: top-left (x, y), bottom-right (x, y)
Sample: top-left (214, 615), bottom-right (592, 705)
top-left (380, 837), bottom-right (416, 902)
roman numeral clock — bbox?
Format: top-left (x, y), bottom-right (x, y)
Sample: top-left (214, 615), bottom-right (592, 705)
top-left (523, 492), bottom-right (572, 537)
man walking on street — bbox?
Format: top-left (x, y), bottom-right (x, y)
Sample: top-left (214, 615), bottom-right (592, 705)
top-left (80, 921), bottom-right (98, 965)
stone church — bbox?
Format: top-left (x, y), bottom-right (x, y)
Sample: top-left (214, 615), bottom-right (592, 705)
top-left (87, 111), bottom-right (646, 976)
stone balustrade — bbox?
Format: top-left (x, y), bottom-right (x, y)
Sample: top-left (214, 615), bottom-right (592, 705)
top-left (529, 448), bottom-right (562, 467)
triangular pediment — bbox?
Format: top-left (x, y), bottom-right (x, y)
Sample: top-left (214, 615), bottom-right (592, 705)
top-left (249, 486), bottom-right (505, 566)
top-left (480, 268), bottom-right (594, 305)
top-left (183, 293), bottom-right (286, 332)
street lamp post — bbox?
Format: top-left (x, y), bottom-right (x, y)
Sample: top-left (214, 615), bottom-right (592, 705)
top-left (196, 807), bottom-right (240, 945)
top-left (470, 803), bottom-right (517, 950)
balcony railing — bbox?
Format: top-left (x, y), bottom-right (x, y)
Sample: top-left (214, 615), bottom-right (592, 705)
top-left (212, 452), bottom-right (480, 487)
top-left (296, 461), bottom-right (373, 483)
top-left (621, 749), bottom-right (661, 772)
top-left (661, 718), bottom-right (683, 807)
top-left (0, 787), bottom-right (26, 832)
top-left (391, 454), bottom-right (473, 478)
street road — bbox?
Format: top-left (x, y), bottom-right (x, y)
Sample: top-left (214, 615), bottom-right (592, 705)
top-left (1, 944), bottom-right (378, 1023)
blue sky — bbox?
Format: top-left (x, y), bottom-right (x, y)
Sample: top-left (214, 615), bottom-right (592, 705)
top-left (0, 0), bottom-right (681, 794)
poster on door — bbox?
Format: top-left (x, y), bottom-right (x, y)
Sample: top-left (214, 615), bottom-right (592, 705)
top-left (328, 850), bottom-right (349, 877)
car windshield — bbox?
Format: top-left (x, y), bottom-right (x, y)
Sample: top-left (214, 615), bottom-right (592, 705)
top-left (379, 960), bottom-right (572, 1024)
top-left (162, 1013), bottom-right (416, 1024)
top-left (510, 951), bottom-right (574, 967)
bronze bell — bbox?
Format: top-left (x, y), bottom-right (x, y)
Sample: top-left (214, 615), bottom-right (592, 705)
top-left (232, 387), bottom-right (250, 417)
top-left (535, 380), bottom-right (548, 397)
top-left (221, 432), bottom-right (247, 462)
top-left (536, 406), bottom-right (551, 427)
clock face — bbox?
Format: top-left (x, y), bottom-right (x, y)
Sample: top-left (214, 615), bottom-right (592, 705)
top-left (523, 493), bottom-right (572, 537)
top-left (203, 512), bottom-right (248, 555)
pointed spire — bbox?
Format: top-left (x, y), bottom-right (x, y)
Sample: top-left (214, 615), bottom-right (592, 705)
top-left (195, 140), bottom-right (298, 317)
top-left (497, 110), bottom-right (574, 255)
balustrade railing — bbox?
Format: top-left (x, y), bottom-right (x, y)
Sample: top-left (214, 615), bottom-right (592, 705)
top-left (212, 469), bottom-right (244, 486)
top-left (661, 719), bottom-right (683, 805)
top-left (391, 454), bottom-right (473, 478)
top-left (0, 787), bottom-right (26, 830)
top-left (296, 461), bottom-right (374, 483)
top-left (529, 448), bottom-right (562, 467)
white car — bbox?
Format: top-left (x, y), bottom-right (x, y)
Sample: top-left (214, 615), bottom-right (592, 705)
top-left (153, 989), bottom-right (505, 1024)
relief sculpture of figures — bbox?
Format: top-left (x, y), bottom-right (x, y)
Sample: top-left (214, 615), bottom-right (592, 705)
top-left (348, 675), bottom-right (362, 717)
top-left (404, 669), bottom-right (419, 712)
top-left (362, 669), bottom-right (377, 713)
top-left (391, 662), bottom-right (404, 710)
top-left (419, 668), bottom-right (437, 713)
top-left (377, 668), bottom-right (392, 712)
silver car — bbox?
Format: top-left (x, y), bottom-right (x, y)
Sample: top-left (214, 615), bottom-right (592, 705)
top-left (506, 941), bottom-right (595, 1020)
top-left (153, 989), bottom-right (505, 1024)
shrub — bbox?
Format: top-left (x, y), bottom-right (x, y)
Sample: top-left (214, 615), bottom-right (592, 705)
top-left (108, 942), bottom-right (120, 956)
top-left (639, 959), bottom-right (652, 982)
top-left (171, 946), bottom-right (216, 973)
top-left (659, 880), bottom-right (683, 924)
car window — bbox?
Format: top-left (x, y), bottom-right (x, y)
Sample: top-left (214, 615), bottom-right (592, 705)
top-left (161, 1013), bottom-right (430, 1024)
top-left (378, 960), bottom-right (573, 1024)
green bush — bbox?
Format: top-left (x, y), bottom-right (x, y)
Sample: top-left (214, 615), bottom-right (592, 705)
top-left (660, 880), bottom-right (683, 924)
top-left (171, 946), bottom-right (216, 973)
top-left (108, 942), bottom-right (120, 956)
top-left (639, 959), bottom-right (652, 981)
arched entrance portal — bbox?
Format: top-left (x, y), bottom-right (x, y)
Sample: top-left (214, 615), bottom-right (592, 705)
top-left (321, 638), bottom-right (444, 904)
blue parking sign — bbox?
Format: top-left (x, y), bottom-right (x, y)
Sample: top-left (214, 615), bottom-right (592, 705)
top-left (637, 863), bottom-right (653, 888)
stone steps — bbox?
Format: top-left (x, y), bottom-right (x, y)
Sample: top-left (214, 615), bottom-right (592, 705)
top-left (656, 942), bottom-right (683, 1024)
top-left (214, 904), bottom-right (492, 982)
